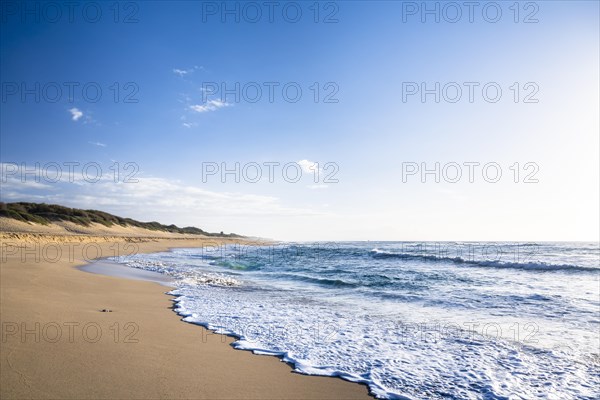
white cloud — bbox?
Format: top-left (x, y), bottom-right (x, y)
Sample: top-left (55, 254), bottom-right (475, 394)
top-left (0, 171), bottom-right (329, 220)
top-left (182, 122), bottom-right (197, 128)
top-left (0, 162), bottom-right (123, 188)
top-left (0, 163), bottom-right (55, 190)
top-left (189, 99), bottom-right (231, 113)
top-left (173, 69), bottom-right (189, 76)
top-left (173, 66), bottom-right (202, 77)
top-left (68, 108), bottom-right (83, 121)
top-left (297, 159), bottom-right (318, 174)
top-left (1, 179), bottom-right (53, 191)
top-left (88, 141), bottom-right (107, 147)
top-left (297, 161), bottom-right (333, 189)
top-left (307, 184), bottom-right (329, 190)
top-left (0, 164), bottom-right (341, 240)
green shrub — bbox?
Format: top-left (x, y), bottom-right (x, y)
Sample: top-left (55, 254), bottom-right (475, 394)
top-left (0, 202), bottom-right (239, 237)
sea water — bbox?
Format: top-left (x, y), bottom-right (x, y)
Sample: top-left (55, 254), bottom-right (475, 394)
top-left (110, 242), bottom-right (599, 399)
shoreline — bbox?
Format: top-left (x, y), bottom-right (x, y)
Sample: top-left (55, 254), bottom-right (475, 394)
top-left (1, 233), bottom-right (371, 399)
top-left (79, 259), bottom-right (176, 287)
top-left (81, 256), bottom-right (378, 397)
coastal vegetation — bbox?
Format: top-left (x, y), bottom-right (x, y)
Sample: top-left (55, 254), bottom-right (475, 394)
top-left (0, 202), bottom-right (241, 237)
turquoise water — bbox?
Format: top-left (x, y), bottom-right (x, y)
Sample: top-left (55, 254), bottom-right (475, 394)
top-left (112, 241), bottom-right (600, 399)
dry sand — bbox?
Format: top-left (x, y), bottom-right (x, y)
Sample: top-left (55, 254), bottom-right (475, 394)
top-left (0, 220), bottom-right (370, 399)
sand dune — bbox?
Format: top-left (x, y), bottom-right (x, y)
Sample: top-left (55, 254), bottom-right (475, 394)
top-left (0, 216), bottom-right (214, 237)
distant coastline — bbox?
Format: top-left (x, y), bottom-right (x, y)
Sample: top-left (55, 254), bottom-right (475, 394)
top-left (0, 201), bottom-right (242, 237)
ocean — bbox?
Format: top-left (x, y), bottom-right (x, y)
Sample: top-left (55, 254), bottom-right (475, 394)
top-left (110, 241), bottom-right (599, 399)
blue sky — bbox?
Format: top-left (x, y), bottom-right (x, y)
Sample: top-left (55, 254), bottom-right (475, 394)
top-left (1, 1), bottom-right (598, 241)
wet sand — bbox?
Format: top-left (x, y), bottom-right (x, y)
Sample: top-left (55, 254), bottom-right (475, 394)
top-left (0, 231), bottom-right (371, 399)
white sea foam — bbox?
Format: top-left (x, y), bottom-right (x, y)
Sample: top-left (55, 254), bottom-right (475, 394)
top-left (112, 242), bottom-right (600, 399)
top-left (119, 258), bottom-right (241, 287)
top-left (172, 285), bottom-right (599, 399)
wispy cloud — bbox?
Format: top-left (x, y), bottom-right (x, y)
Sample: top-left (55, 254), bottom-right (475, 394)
top-left (88, 141), bottom-right (107, 147)
top-left (1, 162), bottom-right (116, 188)
top-left (68, 108), bottom-right (83, 121)
top-left (189, 99), bottom-right (231, 113)
top-left (0, 172), bottom-right (330, 220)
top-left (173, 69), bottom-right (189, 76)
top-left (307, 184), bottom-right (329, 190)
top-left (173, 66), bottom-right (202, 77)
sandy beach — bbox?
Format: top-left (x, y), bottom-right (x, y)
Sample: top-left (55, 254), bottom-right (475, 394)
top-left (0, 220), bottom-right (370, 399)
top-left (2, 2), bottom-right (598, 397)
